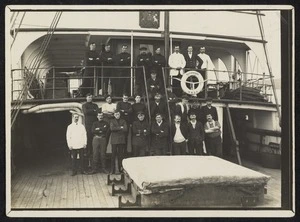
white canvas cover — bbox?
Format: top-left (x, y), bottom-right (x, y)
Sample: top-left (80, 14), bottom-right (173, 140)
top-left (122, 156), bottom-right (270, 194)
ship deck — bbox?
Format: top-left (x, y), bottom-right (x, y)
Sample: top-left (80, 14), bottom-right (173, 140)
top-left (10, 155), bottom-right (281, 209)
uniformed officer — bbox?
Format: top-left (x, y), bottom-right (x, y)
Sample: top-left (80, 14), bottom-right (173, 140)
top-left (100, 43), bottom-right (114, 95)
top-left (115, 45), bottom-right (131, 96)
top-left (136, 46), bottom-right (152, 95)
top-left (152, 47), bottom-right (166, 84)
top-left (132, 111), bottom-right (150, 156)
top-left (81, 42), bottom-right (100, 96)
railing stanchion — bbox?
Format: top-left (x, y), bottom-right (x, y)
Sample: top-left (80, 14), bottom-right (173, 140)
top-left (239, 73), bottom-right (243, 101)
top-left (101, 65), bottom-right (104, 96)
top-left (204, 69), bottom-right (208, 99)
top-left (94, 66), bottom-right (97, 96)
top-left (52, 67), bottom-right (55, 99)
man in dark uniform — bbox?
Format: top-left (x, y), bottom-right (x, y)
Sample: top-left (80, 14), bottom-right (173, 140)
top-left (132, 111), bottom-right (150, 156)
top-left (116, 93), bottom-right (132, 154)
top-left (187, 112), bottom-right (205, 155)
top-left (152, 47), bottom-right (166, 84)
top-left (110, 110), bottom-right (128, 174)
top-left (149, 93), bottom-right (167, 120)
top-left (115, 45), bottom-right (131, 96)
top-left (151, 113), bottom-right (169, 155)
top-left (200, 97), bottom-right (218, 124)
top-left (175, 94), bottom-right (190, 124)
top-left (82, 93), bottom-right (99, 168)
top-left (146, 70), bottom-right (163, 100)
top-left (183, 45), bottom-right (199, 71)
top-left (188, 99), bottom-right (203, 122)
top-left (100, 43), bottom-right (114, 95)
top-left (81, 42), bottom-right (100, 96)
top-left (136, 46), bottom-right (152, 95)
top-left (89, 111), bottom-right (110, 174)
top-left (132, 94), bottom-right (147, 122)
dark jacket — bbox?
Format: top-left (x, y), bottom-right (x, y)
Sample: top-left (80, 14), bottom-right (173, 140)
top-left (201, 105), bottom-right (218, 123)
top-left (110, 118), bottom-right (128, 144)
top-left (91, 120), bottom-right (110, 138)
top-left (116, 101), bottom-right (132, 124)
top-left (132, 103), bottom-right (147, 122)
top-left (85, 50), bottom-right (100, 66)
top-left (151, 121), bottom-right (169, 149)
top-left (136, 53), bottom-right (152, 67)
top-left (150, 100), bottom-right (167, 119)
top-left (82, 102), bottom-right (99, 130)
top-left (183, 52), bottom-right (199, 69)
top-left (171, 122), bottom-right (188, 141)
top-left (115, 52), bottom-right (131, 66)
top-left (132, 120), bottom-right (150, 146)
top-left (100, 50), bottom-right (114, 66)
top-left (187, 121), bottom-right (205, 141)
top-left (146, 77), bottom-right (163, 96)
top-left (175, 102), bottom-right (189, 123)
top-left (188, 106), bottom-right (203, 123)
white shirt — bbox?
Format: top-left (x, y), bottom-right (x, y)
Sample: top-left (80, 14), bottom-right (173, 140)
top-left (191, 121), bottom-right (197, 129)
top-left (168, 52), bottom-right (186, 69)
top-left (174, 123), bottom-right (185, 143)
top-left (197, 53), bottom-right (215, 69)
top-left (102, 102), bottom-right (116, 114)
top-left (66, 122), bottom-right (87, 149)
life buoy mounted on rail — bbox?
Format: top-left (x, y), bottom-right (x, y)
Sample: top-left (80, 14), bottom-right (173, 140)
top-left (180, 71), bottom-right (204, 95)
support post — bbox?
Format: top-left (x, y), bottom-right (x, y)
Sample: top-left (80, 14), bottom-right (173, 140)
top-left (52, 67), bottom-right (55, 99)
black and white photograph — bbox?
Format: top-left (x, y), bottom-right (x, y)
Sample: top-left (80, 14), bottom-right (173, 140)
top-left (5, 5), bottom-right (294, 218)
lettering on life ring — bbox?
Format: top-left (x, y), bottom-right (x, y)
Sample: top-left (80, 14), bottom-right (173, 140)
top-left (180, 71), bottom-right (204, 95)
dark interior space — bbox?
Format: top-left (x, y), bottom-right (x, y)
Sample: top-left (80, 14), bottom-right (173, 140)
top-left (11, 111), bottom-right (72, 171)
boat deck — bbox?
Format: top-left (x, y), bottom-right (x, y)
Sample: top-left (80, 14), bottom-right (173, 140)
top-left (10, 155), bottom-right (281, 209)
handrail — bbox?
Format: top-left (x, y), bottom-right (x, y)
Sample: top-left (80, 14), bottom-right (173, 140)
top-left (225, 104), bottom-right (242, 165)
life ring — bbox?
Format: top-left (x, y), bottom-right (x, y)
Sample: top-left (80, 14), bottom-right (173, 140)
top-left (180, 71), bottom-right (204, 95)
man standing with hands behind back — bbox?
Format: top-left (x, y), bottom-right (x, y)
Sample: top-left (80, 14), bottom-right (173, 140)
top-left (66, 113), bottom-right (87, 176)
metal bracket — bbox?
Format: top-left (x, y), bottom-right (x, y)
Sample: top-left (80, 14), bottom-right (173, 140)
top-left (112, 183), bottom-right (131, 196)
top-left (107, 173), bottom-right (124, 185)
top-left (118, 194), bottom-right (141, 208)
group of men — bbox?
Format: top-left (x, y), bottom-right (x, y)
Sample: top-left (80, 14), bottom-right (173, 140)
top-left (66, 93), bottom-right (222, 176)
top-left (80, 42), bottom-right (214, 98)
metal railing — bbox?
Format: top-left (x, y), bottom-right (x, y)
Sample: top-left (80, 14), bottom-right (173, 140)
top-left (11, 65), bottom-right (274, 103)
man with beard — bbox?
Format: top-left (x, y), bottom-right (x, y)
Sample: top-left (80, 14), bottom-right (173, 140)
top-left (132, 111), bottom-right (150, 156)
top-left (171, 115), bottom-right (188, 155)
top-left (136, 46), bottom-right (152, 95)
top-left (88, 111), bottom-right (110, 174)
top-left (100, 43), bottom-right (114, 95)
top-left (110, 110), bottom-right (128, 174)
top-left (115, 45), bottom-right (131, 96)
top-left (152, 47), bottom-right (166, 83)
top-left (187, 112), bottom-right (205, 155)
top-left (151, 113), bottom-right (169, 155)
top-left (82, 93), bottom-right (99, 168)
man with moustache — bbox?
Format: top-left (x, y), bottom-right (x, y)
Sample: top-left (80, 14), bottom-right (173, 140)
top-left (171, 115), bottom-right (188, 155)
top-left (151, 113), bottom-right (169, 155)
top-left (204, 114), bottom-right (222, 157)
top-left (187, 112), bottom-right (205, 155)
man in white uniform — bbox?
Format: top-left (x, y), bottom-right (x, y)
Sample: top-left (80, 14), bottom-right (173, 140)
top-left (168, 45), bottom-right (186, 96)
top-left (197, 47), bottom-right (217, 83)
top-left (66, 113), bottom-right (87, 176)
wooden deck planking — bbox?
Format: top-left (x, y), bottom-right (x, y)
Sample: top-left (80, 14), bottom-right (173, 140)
top-left (53, 175), bottom-right (64, 208)
top-left (59, 173), bottom-right (68, 208)
top-left (77, 174), bottom-right (88, 208)
top-left (12, 170), bottom-right (35, 208)
top-left (11, 158), bottom-right (281, 209)
top-left (92, 173), bottom-right (109, 208)
top-left (86, 174), bottom-right (102, 207)
top-left (96, 173), bottom-right (116, 207)
top-left (66, 173), bottom-right (74, 208)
